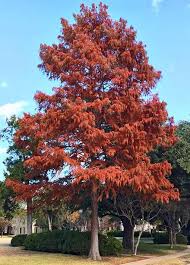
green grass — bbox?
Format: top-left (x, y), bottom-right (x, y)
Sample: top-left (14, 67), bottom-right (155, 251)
top-left (138, 242), bottom-right (187, 255)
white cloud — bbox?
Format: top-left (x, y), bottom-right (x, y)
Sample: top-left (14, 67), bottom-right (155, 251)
top-left (0, 81), bottom-right (8, 88)
top-left (0, 147), bottom-right (7, 155)
top-left (152, 0), bottom-right (164, 12)
top-left (0, 101), bottom-right (28, 119)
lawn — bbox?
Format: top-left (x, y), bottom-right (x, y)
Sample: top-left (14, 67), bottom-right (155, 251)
top-left (137, 242), bottom-right (187, 255)
top-left (0, 242), bottom-right (187, 265)
top-left (0, 254), bottom-right (142, 265)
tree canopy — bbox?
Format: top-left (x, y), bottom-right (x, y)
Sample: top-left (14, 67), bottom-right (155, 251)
top-left (6, 3), bottom-right (178, 260)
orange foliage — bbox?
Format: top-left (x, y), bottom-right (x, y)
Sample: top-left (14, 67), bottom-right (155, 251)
top-left (9, 3), bottom-right (178, 204)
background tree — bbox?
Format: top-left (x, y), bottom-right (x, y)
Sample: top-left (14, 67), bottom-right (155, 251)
top-left (2, 115), bottom-right (40, 235)
top-left (0, 217), bottom-right (10, 237)
top-left (10, 3), bottom-right (178, 260)
top-left (99, 188), bottom-right (161, 255)
top-left (150, 121), bottom-right (190, 246)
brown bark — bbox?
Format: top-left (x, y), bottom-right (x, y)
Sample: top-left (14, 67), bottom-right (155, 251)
top-left (7, 225), bottom-right (12, 235)
top-left (121, 216), bottom-right (135, 253)
top-left (88, 189), bottom-right (101, 261)
top-left (27, 199), bottom-right (32, 235)
top-left (169, 227), bottom-right (176, 249)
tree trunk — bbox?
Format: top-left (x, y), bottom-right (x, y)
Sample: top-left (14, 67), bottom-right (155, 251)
top-left (121, 216), bottom-right (135, 253)
top-left (7, 225), bottom-right (12, 235)
top-left (47, 211), bottom-right (53, 232)
top-left (169, 228), bottom-right (174, 249)
top-left (88, 189), bottom-right (101, 261)
top-left (27, 199), bottom-right (32, 235)
top-left (134, 221), bottom-right (145, 256)
top-left (173, 231), bottom-right (177, 245)
top-left (169, 227), bottom-right (177, 249)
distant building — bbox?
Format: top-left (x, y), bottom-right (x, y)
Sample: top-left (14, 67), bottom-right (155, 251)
top-left (11, 215), bottom-right (42, 235)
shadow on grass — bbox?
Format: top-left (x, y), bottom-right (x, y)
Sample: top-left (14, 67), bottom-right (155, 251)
top-left (137, 242), bottom-right (187, 255)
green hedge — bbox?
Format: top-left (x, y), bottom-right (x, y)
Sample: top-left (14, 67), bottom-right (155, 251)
top-left (153, 232), bottom-right (187, 244)
top-left (107, 230), bottom-right (152, 238)
top-left (107, 231), bottom-right (123, 237)
top-left (24, 230), bottom-right (123, 256)
top-left (11, 234), bottom-right (27, 247)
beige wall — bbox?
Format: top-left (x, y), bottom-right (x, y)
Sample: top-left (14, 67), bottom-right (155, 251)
top-left (11, 215), bottom-right (42, 235)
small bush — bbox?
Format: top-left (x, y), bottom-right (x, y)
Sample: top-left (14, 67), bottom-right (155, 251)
top-left (153, 232), bottom-right (187, 244)
top-left (24, 230), bottom-right (123, 256)
top-left (11, 234), bottom-right (27, 247)
top-left (101, 236), bottom-right (123, 256)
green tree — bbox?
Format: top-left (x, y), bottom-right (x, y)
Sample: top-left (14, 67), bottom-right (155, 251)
top-left (150, 121), bottom-right (190, 247)
top-left (1, 116), bottom-right (33, 234)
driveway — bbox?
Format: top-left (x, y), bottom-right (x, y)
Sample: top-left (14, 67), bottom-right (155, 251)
top-left (0, 237), bottom-right (11, 247)
top-left (0, 237), bottom-right (25, 256)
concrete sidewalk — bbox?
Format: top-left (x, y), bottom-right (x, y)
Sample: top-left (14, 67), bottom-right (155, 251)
top-left (124, 246), bottom-right (190, 265)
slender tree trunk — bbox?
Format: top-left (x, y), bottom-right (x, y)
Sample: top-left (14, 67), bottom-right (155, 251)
top-left (173, 230), bottom-right (177, 245)
top-left (27, 199), bottom-right (32, 235)
top-left (169, 228), bottom-right (174, 249)
top-left (134, 221), bottom-right (145, 256)
top-left (47, 211), bottom-right (53, 232)
top-left (121, 216), bottom-right (135, 253)
top-left (88, 189), bottom-right (101, 261)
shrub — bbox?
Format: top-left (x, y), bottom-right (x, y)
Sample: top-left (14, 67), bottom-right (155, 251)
top-left (107, 230), bottom-right (152, 238)
top-left (101, 235), bottom-right (123, 256)
top-left (107, 230), bottom-right (123, 237)
top-left (134, 231), bottom-right (152, 238)
top-left (153, 232), bottom-right (168, 244)
top-left (24, 230), bottom-right (66, 252)
top-left (153, 232), bottom-right (187, 244)
top-left (11, 234), bottom-right (27, 247)
top-left (24, 230), bottom-right (123, 256)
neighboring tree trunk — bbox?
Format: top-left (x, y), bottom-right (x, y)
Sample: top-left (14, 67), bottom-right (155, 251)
top-left (169, 228), bottom-right (174, 249)
top-left (168, 227), bottom-right (176, 249)
top-left (7, 225), bottom-right (12, 235)
top-left (27, 199), bottom-right (32, 235)
top-left (121, 216), bottom-right (135, 253)
top-left (134, 221), bottom-right (145, 256)
top-left (173, 231), bottom-right (177, 245)
top-left (88, 188), bottom-right (101, 261)
top-left (47, 210), bottom-right (53, 231)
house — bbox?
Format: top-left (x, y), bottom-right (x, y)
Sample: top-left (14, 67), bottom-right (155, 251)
top-left (11, 215), bottom-right (42, 235)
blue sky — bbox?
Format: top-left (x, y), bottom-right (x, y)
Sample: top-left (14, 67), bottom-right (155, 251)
top-left (0, 0), bottom-right (190, 179)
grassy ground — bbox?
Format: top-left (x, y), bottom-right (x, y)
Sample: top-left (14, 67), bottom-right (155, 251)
top-left (137, 242), bottom-right (187, 255)
top-left (0, 241), bottom-right (187, 265)
top-left (0, 254), bottom-right (142, 265)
